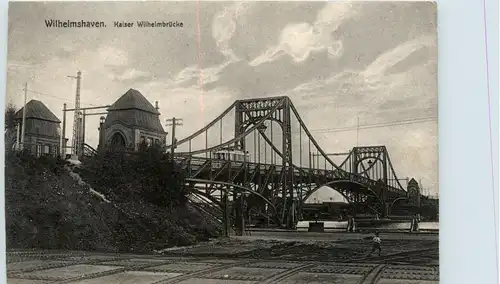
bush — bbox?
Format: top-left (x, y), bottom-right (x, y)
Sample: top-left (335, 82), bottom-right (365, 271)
top-left (79, 145), bottom-right (188, 207)
top-left (5, 150), bottom-right (221, 253)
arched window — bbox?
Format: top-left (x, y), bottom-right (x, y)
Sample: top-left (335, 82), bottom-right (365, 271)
top-left (110, 132), bottom-right (126, 150)
top-left (36, 144), bottom-right (42, 157)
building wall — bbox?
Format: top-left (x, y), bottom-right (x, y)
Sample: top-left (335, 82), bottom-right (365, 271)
top-left (15, 119), bottom-right (61, 157)
top-left (136, 128), bottom-right (166, 149)
top-left (21, 118), bottom-right (60, 137)
top-left (102, 112), bottom-right (166, 151)
top-left (21, 133), bottom-right (61, 157)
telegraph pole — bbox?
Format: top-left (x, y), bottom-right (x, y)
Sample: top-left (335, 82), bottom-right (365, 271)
top-left (60, 103), bottom-right (67, 157)
top-left (166, 117), bottom-right (183, 157)
top-left (20, 82), bottom-right (28, 150)
top-left (356, 117), bottom-right (360, 147)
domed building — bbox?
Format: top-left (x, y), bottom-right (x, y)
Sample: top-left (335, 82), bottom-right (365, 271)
top-left (98, 89), bottom-right (166, 151)
top-left (13, 99), bottom-right (63, 157)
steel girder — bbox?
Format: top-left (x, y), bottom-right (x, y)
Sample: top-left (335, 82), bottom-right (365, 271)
top-left (182, 157), bottom-right (403, 223)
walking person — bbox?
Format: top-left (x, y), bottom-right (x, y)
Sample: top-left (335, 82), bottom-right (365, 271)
top-left (413, 214), bottom-right (420, 232)
top-left (347, 216), bottom-right (356, 232)
top-left (410, 216), bottom-right (416, 232)
top-left (368, 232), bottom-right (382, 257)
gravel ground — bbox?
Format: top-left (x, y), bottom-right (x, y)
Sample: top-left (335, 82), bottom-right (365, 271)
top-left (168, 236), bottom-right (439, 265)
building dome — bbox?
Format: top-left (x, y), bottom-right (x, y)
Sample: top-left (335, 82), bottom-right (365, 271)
top-left (104, 89), bottom-right (165, 133)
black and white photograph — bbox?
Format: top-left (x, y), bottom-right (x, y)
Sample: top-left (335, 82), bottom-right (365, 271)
top-left (5, 1), bottom-right (438, 283)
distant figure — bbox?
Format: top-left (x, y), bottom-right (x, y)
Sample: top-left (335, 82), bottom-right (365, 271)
top-left (413, 215), bottom-right (420, 231)
top-left (409, 215), bottom-right (420, 232)
top-left (368, 232), bottom-right (382, 256)
top-left (347, 217), bottom-right (356, 232)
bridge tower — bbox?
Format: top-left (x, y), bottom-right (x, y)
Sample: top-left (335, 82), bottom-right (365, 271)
top-left (351, 146), bottom-right (389, 183)
top-left (350, 146), bottom-right (390, 215)
top-left (407, 178), bottom-right (421, 207)
top-left (234, 97), bottom-right (294, 229)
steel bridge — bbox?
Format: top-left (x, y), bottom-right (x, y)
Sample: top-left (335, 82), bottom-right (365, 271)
top-left (159, 96), bottom-right (415, 230)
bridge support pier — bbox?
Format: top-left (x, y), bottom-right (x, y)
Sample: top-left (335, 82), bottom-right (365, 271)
top-left (240, 193), bottom-right (246, 235)
top-left (382, 203), bottom-right (389, 218)
top-left (222, 189), bottom-right (229, 238)
top-left (234, 193), bottom-right (246, 236)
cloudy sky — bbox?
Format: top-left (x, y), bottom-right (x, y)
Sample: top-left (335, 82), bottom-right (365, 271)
top-left (6, 1), bottom-right (438, 198)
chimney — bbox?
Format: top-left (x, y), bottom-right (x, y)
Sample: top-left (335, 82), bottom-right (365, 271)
top-left (155, 101), bottom-right (159, 111)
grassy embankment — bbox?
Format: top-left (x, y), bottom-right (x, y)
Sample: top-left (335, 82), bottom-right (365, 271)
top-left (5, 148), bottom-right (221, 253)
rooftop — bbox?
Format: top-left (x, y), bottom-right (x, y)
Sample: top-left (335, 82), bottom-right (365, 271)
top-left (107, 89), bottom-right (159, 114)
top-left (104, 89), bottom-right (164, 133)
top-left (15, 100), bottom-right (61, 123)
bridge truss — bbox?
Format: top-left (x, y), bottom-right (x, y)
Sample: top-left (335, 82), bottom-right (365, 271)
top-left (165, 96), bottom-right (410, 229)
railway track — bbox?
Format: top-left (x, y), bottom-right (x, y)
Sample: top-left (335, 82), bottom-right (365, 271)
top-left (346, 247), bottom-right (438, 263)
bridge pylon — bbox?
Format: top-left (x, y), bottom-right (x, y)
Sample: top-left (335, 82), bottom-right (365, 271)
top-left (234, 97), bottom-right (295, 229)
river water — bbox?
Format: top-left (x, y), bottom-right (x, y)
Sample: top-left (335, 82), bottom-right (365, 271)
top-left (296, 221), bottom-right (439, 232)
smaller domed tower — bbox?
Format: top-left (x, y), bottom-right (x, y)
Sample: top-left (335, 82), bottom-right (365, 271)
top-left (407, 178), bottom-right (421, 207)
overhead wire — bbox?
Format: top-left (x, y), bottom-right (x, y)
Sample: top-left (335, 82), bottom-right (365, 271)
top-left (20, 88), bottom-right (100, 107)
top-left (304, 116), bottom-right (437, 134)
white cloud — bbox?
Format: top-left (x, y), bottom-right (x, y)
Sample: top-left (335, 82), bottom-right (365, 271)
top-left (249, 2), bottom-right (359, 66)
top-left (289, 35), bottom-right (436, 105)
top-left (162, 3), bottom-right (254, 95)
top-left (212, 2), bottom-right (253, 61)
top-left (113, 68), bottom-right (149, 81)
top-left (278, 36), bottom-right (438, 196)
top-left (171, 60), bottom-right (232, 88)
top-left (362, 35), bottom-right (436, 82)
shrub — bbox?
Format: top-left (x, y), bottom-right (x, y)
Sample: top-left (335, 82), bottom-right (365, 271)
top-left (5, 150), bottom-right (221, 253)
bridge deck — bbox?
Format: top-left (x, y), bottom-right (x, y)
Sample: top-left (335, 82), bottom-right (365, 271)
top-left (178, 156), bottom-right (407, 199)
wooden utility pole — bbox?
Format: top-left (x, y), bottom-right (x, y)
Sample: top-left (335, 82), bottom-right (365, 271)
top-left (61, 103), bottom-right (67, 157)
top-left (166, 117), bottom-right (183, 156)
top-left (356, 117), bottom-right (360, 147)
top-left (81, 109), bottom-right (86, 159)
top-left (20, 82), bottom-right (28, 150)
